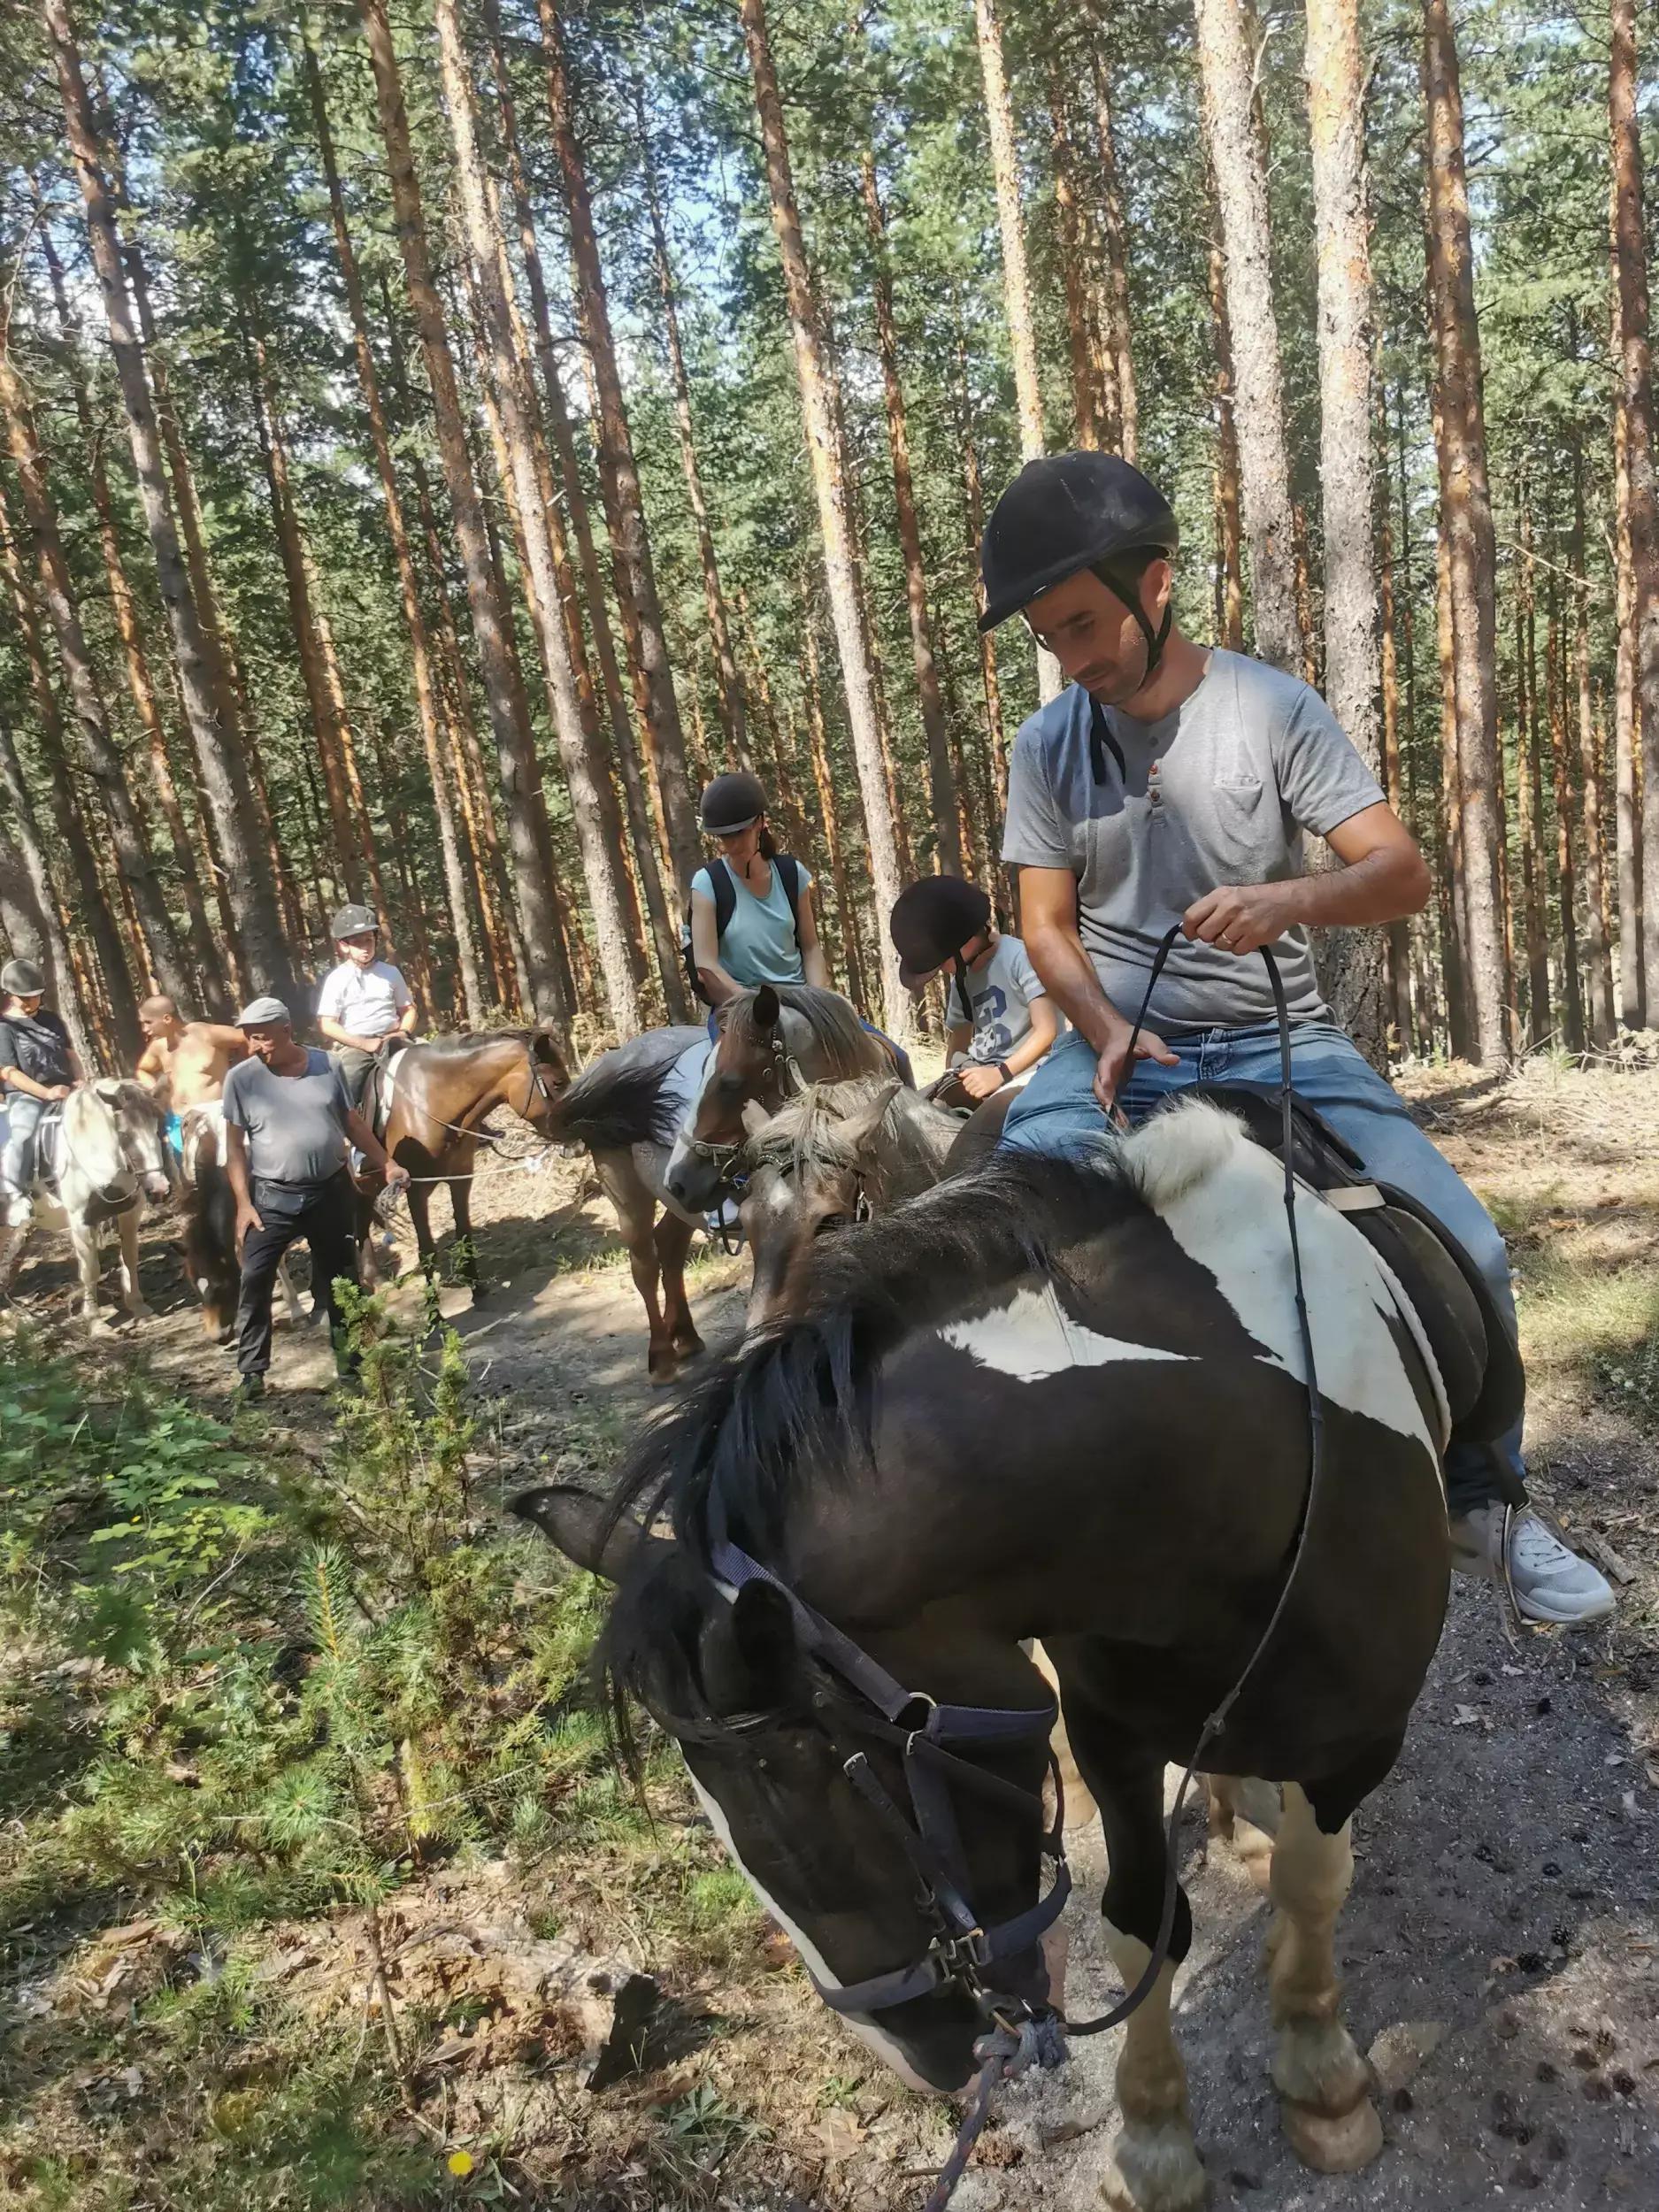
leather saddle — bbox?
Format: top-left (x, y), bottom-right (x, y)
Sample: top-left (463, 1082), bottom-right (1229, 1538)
top-left (363, 1043), bottom-right (410, 1141)
top-left (1189, 1082), bottom-right (1525, 1463)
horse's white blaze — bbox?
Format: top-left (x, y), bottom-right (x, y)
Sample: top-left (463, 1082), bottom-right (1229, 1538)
top-left (1129, 1106), bottom-right (1437, 1457)
top-left (688, 1776), bottom-right (937, 2095)
top-left (937, 1280), bottom-right (1196, 1385)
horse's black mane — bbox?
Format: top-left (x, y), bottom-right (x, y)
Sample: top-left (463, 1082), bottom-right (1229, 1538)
top-left (596, 1148), bottom-right (1138, 1709)
top-left (549, 1026), bottom-right (707, 1153)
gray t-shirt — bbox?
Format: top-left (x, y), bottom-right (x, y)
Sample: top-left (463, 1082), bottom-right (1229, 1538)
top-left (222, 1048), bottom-right (351, 1186)
top-left (1000, 651), bottom-right (1385, 1030)
top-left (944, 933), bottom-right (1059, 1063)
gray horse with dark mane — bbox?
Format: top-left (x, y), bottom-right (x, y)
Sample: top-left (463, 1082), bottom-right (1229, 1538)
top-left (518, 1098), bottom-right (1466, 2208)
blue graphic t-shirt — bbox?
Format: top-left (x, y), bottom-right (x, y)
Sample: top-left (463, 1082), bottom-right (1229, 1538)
top-left (943, 934), bottom-right (1058, 1064)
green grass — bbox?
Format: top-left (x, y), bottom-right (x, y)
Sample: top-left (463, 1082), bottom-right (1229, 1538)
top-left (1517, 1241), bottom-right (1659, 1432)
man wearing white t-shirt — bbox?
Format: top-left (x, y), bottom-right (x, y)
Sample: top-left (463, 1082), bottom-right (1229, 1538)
top-left (315, 904), bottom-right (419, 1112)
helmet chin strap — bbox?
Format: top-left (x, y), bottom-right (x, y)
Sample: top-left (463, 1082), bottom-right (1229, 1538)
top-left (1091, 562), bottom-right (1172, 683)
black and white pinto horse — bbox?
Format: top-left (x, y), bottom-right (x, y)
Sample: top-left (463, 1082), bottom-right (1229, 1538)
top-left (520, 1100), bottom-right (1455, 2209)
top-left (6, 1081), bottom-right (172, 1332)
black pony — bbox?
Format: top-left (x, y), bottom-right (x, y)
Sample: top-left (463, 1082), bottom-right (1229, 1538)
top-left (519, 1101), bottom-right (1454, 2210)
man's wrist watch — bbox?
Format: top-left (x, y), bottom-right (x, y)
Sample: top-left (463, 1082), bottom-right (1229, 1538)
top-left (995, 1059), bottom-right (1011, 1085)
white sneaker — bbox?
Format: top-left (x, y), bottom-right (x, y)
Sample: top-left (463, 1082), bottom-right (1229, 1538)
top-left (1449, 1504), bottom-right (1617, 1626)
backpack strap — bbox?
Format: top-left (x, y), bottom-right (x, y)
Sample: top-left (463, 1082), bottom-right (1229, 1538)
top-left (710, 857), bottom-right (738, 941)
top-left (774, 853), bottom-right (803, 937)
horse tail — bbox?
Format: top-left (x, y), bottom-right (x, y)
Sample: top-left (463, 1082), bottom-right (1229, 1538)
top-left (549, 1028), bottom-right (703, 1155)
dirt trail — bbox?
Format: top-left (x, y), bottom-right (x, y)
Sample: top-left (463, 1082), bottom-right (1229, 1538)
top-left (18, 1064), bottom-right (1659, 2208)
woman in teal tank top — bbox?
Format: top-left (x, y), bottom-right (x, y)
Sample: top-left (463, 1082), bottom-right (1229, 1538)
top-left (688, 773), bottom-right (829, 1002)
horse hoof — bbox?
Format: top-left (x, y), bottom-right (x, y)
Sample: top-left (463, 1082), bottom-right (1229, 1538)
top-left (1279, 2091), bottom-right (1383, 2173)
top-left (1102, 2119), bottom-right (1208, 2211)
top-left (648, 1355), bottom-right (680, 1387)
top-left (671, 1335), bottom-right (706, 1363)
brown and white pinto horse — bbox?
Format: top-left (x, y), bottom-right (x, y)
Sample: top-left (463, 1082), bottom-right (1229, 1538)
top-left (355, 1027), bottom-right (570, 1295)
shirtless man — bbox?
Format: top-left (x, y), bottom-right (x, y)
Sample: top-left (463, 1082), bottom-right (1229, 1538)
top-left (134, 996), bottom-right (249, 1110)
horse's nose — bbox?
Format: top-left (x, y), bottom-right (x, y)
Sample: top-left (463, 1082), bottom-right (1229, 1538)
top-left (144, 1172), bottom-right (173, 1202)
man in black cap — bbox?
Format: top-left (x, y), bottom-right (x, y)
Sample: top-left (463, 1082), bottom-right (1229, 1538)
top-left (316, 905), bottom-right (419, 1113)
top-left (0, 956), bottom-right (81, 1258)
top-left (889, 878), bottom-right (1060, 1102)
top-left (982, 448), bottom-right (1610, 1628)
top-left (222, 995), bottom-right (409, 1397)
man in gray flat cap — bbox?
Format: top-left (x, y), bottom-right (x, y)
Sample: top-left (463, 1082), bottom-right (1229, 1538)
top-left (221, 996), bottom-right (409, 1398)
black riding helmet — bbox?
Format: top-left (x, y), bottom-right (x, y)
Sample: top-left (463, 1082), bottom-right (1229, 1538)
top-left (889, 877), bottom-right (992, 995)
top-left (699, 772), bottom-right (768, 836)
top-left (979, 450), bottom-right (1180, 679)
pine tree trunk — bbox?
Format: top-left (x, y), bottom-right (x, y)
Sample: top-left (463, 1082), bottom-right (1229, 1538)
top-left (639, 101), bottom-right (749, 787)
top-left (802, 599), bottom-right (871, 1011)
top-left (1516, 499), bottom-right (1549, 1045)
top-left (1303, 0), bottom-right (1385, 1062)
top-left (534, 0), bottom-right (701, 901)
top-left (1088, 49), bottom-right (1138, 462)
top-left (1194, 0), bottom-right (1300, 672)
top-left (0, 703), bottom-right (92, 1058)
top-left (1609, 0), bottom-right (1659, 1008)
top-left (859, 150), bottom-right (962, 874)
top-left (356, 0), bottom-right (573, 1022)
top-left (240, 308), bottom-right (358, 902)
top-left (1613, 304), bottom-right (1644, 1025)
top-left (1206, 240), bottom-right (1248, 652)
top-left (739, 0), bottom-right (910, 1030)
top-left (46, 0), bottom-right (293, 1003)
top-left (953, 331), bottom-right (1010, 804)
top-left (435, 36), bottom-right (641, 1033)
top-left (303, 33), bottom-right (485, 1026)
top-left (1543, 580), bottom-right (1585, 1053)
top-left (1377, 401), bottom-right (1413, 1049)
top-left (1433, 479), bottom-right (1472, 1056)
top-left (38, 227), bottom-right (219, 1008)
top-left (1571, 439), bottom-right (1616, 1044)
top-left (0, 482), bottom-right (137, 1054)
top-left (0, 334), bottom-right (192, 1012)
top-left (1421, 0), bottom-right (1509, 1063)
top-left (1046, 67), bottom-right (1102, 449)
top-left (976, 0), bottom-right (1058, 704)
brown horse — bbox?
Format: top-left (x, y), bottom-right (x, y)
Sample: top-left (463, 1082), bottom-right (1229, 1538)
top-left (356, 1027), bottom-right (569, 1295)
top-left (662, 985), bottom-right (901, 1218)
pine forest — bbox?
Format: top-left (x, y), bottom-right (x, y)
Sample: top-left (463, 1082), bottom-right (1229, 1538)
top-left (2, 0), bottom-right (1658, 1069)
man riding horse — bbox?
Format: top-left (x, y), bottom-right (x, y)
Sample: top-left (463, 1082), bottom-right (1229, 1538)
top-left (984, 449), bottom-right (1610, 1629)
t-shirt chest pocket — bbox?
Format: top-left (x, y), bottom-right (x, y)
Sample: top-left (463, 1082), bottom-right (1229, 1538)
top-left (1209, 774), bottom-right (1285, 875)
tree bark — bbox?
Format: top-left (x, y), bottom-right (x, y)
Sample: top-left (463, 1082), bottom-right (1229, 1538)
top-left (802, 590), bottom-right (870, 1010)
top-left (975, 0), bottom-right (1058, 704)
top-left (45, 0), bottom-right (293, 1002)
top-left (1046, 66), bottom-right (1102, 449)
top-left (1613, 277), bottom-right (1643, 1025)
top-left (38, 226), bottom-right (219, 1006)
top-left (1517, 496), bottom-right (1549, 1046)
top-left (859, 150), bottom-right (961, 874)
top-left (0, 704), bottom-right (91, 1059)
top-left (739, 0), bottom-right (910, 1032)
top-left (1421, 0), bottom-right (1509, 1064)
top-left (637, 96), bottom-right (748, 790)
top-left (1088, 48), bottom-right (1138, 462)
top-left (953, 324), bottom-right (1010, 809)
top-left (434, 35), bottom-right (640, 1034)
top-left (1304, 0), bottom-right (1384, 1062)
top-left (355, 0), bottom-right (572, 1023)
top-left (1545, 578), bottom-right (1586, 1054)
top-left (1609, 0), bottom-right (1659, 1010)
top-left (1433, 466), bottom-right (1472, 1057)
top-left (1205, 218), bottom-right (1247, 650)
top-left (0, 478), bottom-right (136, 1054)
top-left (1194, 0), bottom-right (1300, 672)
top-left (1377, 393), bottom-right (1412, 1050)
top-left (0, 329), bottom-right (192, 1011)
top-left (303, 31), bottom-right (485, 1025)
top-left (1571, 438), bottom-right (1615, 1045)
top-left (534, 0), bottom-right (702, 902)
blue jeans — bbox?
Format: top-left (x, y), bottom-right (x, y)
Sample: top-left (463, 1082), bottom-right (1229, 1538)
top-left (1001, 1021), bottom-right (1522, 1513)
top-left (0, 1094), bottom-right (46, 1224)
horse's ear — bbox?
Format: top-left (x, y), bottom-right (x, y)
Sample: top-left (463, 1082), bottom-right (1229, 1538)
top-left (700, 1578), bottom-right (798, 1709)
top-left (833, 1078), bottom-right (902, 1153)
top-left (531, 1024), bottom-right (568, 1075)
top-left (511, 1484), bottom-right (662, 1581)
top-left (752, 984), bottom-right (781, 1033)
